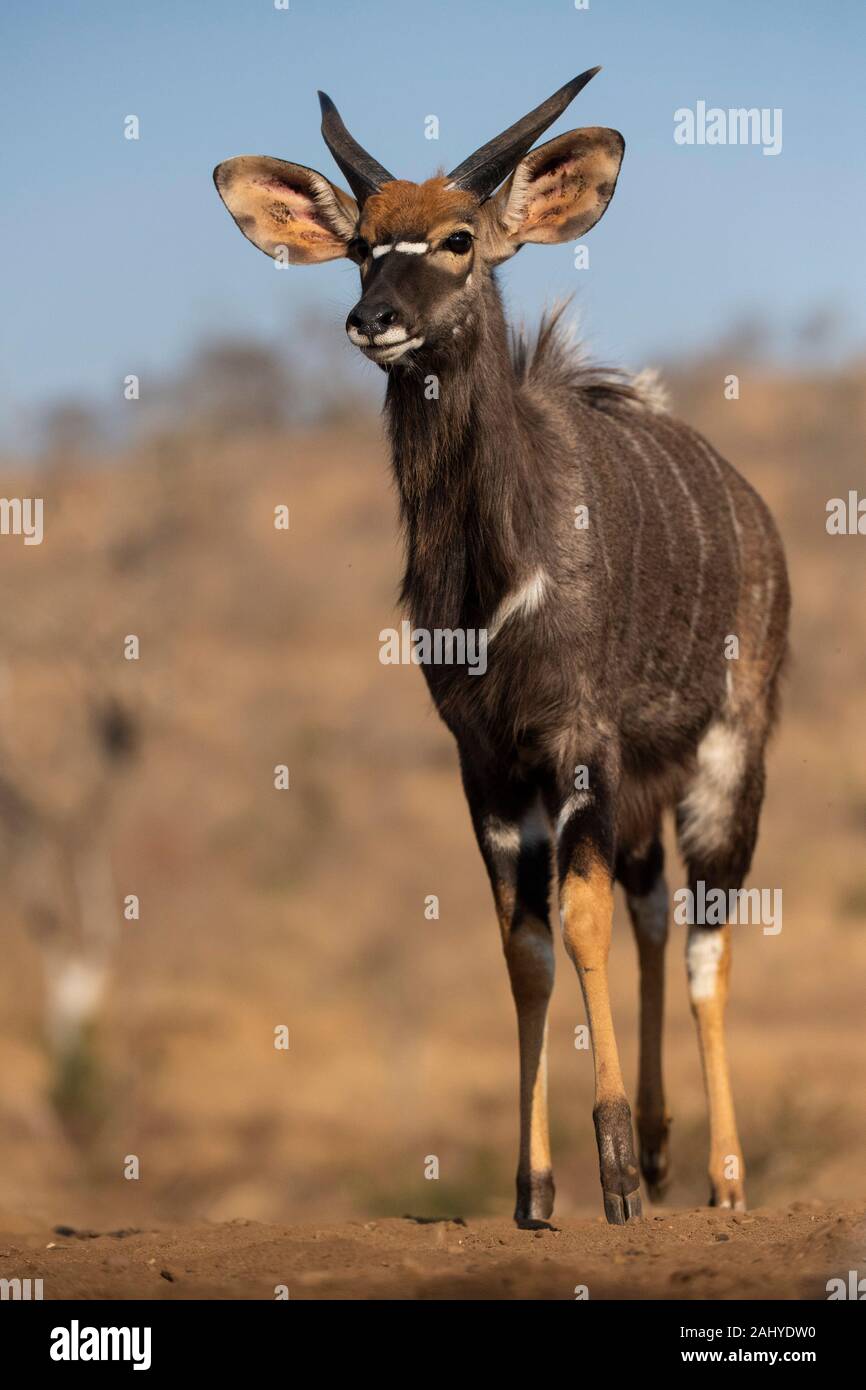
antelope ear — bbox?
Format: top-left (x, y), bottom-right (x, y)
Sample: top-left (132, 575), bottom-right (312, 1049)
top-left (213, 156), bottom-right (358, 264)
top-left (479, 127), bottom-right (624, 264)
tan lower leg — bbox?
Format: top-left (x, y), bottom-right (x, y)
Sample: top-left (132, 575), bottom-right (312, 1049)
top-left (687, 923), bottom-right (745, 1208)
top-left (561, 861), bottom-right (641, 1222)
top-left (562, 863), bottom-right (622, 1095)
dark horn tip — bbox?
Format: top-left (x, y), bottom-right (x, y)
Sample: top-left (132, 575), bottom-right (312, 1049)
top-left (446, 66), bottom-right (606, 199)
top-left (568, 65), bottom-right (602, 92)
top-left (318, 91), bottom-right (338, 124)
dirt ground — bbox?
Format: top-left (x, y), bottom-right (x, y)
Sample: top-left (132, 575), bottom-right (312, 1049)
top-left (0, 364), bottom-right (864, 1301)
top-left (2, 1200), bottom-right (863, 1300)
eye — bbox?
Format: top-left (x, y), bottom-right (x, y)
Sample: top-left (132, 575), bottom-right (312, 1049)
top-left (443, 230), bottom-right (473, 255)
top-left (349, 236), bottom-right (371, 262)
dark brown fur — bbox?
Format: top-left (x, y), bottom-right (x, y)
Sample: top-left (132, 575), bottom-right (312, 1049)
top-left (383, 271), bottom-right (788, 1223)
top-left (387, 279), bottom-right (789, 853)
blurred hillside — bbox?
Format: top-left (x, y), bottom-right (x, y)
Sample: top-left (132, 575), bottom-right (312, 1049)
top-left (0, 350), bottom-right (864, 1231)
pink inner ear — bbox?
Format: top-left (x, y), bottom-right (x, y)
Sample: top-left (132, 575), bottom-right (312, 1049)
top-left (255, 177), bottom-right (317, 219)
top-left (521, 154), bottom-right (589, 233)
top-left (533, 155), bottom-right (578, 188)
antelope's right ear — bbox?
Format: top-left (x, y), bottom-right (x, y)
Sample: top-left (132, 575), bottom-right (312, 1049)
top-left (213, 156), bottom-right (358, 264)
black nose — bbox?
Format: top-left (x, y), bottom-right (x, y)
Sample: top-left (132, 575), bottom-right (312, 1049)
top-left (347, 301), bottom-right (401, 340)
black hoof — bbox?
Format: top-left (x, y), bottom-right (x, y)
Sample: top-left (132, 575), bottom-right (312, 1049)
top-left (603, 1188), bottom-right (643, 1225)
top-left (594, 1098), bottom-right (642, 1225)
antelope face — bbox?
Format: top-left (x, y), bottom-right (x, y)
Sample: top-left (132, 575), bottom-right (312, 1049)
top-left (346, 179), bottom-right (481, 365)
top-left (214, 71), bottom-right (624, 371)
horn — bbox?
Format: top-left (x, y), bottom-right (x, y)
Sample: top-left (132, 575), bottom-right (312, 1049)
top-left (447, 67), bottom-right (602, 202)
top-left (318, 91), bottom-right (395, 204)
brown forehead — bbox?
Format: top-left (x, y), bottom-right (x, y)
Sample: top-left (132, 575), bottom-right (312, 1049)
top-left (360, 177), bottom-right (478, 241)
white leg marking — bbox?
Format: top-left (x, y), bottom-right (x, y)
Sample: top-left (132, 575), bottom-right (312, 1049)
top-left (483, 817), bottom-right (520, 855)
top-left (483, 800), bottom-right (551, 858)
top-left (679, 722), bottom-right (746, 857)
top-left (686, 925), bottom-right (724, 1001)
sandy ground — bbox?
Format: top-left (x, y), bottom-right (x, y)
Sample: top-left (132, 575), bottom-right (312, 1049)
top-left (2, 1201), bottom-right (863, 1300)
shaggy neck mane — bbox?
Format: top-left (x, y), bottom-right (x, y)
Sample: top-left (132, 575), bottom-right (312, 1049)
top-left (385, 275), bottom-right (541, 629)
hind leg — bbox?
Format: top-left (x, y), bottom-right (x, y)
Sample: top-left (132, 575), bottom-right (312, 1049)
top-left (617, 832), bottom-right (671, 1200)
top-left (677, 722), bottom-right (767, 1209)
top-left (685, 921), bottom-right (744, 1207)
top-left (554, 772), bottom-right (641, 1225)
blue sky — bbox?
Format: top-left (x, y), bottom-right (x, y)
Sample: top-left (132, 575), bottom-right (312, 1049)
top-left (1, 0), bottom-right (864, 444)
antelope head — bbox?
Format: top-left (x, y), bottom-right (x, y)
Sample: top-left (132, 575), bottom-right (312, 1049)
top-left (214, 70), bottom-right (624, 367)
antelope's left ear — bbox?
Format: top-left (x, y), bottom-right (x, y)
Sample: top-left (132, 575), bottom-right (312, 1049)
top-left (479, 127), bottom-right (624, 264)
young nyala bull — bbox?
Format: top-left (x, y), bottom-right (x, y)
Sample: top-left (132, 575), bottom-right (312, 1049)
top-left (215, 69), bottom-right (790, 1225)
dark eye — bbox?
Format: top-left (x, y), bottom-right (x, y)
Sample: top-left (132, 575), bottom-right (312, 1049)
top-left (350, 236), bottom-right (371, 262)
top-left (443, 230), bottom-right (472, 255)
